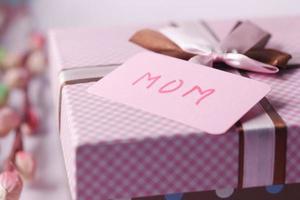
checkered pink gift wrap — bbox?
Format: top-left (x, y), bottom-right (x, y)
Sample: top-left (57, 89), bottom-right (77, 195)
top-left (49, 17), bottom-right (300, 200)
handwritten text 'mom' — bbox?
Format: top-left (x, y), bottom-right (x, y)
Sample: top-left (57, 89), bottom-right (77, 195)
top-left (132, 72), bottom-right (215, 106)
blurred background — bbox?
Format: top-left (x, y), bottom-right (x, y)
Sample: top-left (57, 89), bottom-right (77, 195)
top-left (0, 0), bottom-right (299, 199)
top-left (32, 0), bottom-right (300, 29)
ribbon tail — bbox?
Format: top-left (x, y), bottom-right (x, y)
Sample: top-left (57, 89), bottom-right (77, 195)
top-left (223, 53), bottom-right (279, 74)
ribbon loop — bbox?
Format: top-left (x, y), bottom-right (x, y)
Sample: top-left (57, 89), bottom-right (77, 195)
top-left (219, 21), bottom-right (271, 54)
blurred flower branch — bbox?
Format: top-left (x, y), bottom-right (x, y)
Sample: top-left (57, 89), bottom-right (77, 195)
top-left (0, 2), bottom-right (46, 200)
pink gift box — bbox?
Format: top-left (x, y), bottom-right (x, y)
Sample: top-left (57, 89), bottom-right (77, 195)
top-left (49, 17), bottom-right (300, 200)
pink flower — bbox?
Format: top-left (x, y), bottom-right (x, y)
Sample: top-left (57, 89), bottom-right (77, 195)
top-left (26, 50), bottom-right (46, 76)
top-left (20, 123), bottom-right (33, 136)
top-left (4, 68), bottom-right (29, 89)
top-left (0, 164), bottom-right (23, 200)
top-left (0, 107), bottom-right (20, 138)
top-left (14, 151), bottom-right (36, 181)
top-left (29, 32), bottom-right (45, 50)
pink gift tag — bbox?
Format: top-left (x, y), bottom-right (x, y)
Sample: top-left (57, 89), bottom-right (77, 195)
top-left (88, 52), bottom-right (270, 134)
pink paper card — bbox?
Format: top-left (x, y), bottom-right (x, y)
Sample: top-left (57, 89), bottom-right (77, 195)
top-left (88, 52), bottom-right (270, 134)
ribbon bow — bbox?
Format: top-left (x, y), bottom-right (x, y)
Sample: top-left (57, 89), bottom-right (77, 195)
top-left (130, 21), bottom-right (291, 74)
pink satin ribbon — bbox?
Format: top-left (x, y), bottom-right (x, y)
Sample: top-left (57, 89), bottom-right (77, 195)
top-left (159, 21), bottom-right (279, 74)
top-left (189, 52), bottom-right (279, 73)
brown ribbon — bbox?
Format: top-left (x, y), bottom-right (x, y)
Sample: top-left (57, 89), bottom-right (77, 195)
top-left (246, 49), bottom-right (291, 69)
top-left (130, 29), bottom-right (195, 60)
